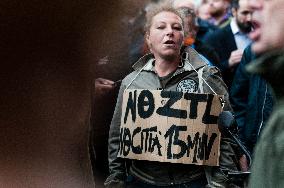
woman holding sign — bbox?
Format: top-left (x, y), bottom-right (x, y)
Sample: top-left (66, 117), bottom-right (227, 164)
top-left (105, 1), bottom-right (238, 188)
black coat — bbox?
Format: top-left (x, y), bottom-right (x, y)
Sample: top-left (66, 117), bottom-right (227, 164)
top-left (204, 24), bottom-right (237, 89)
top-left (230, 45), bottom-right (274, 152)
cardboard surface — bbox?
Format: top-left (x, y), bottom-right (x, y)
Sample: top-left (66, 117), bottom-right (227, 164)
top-left (118, 89), bottom-right (223, 166)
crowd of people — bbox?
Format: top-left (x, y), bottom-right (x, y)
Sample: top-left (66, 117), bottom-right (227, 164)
top-left (2, 0), bottom-right (283, 187)
top-left (92, 0), bottom-right (284, 187)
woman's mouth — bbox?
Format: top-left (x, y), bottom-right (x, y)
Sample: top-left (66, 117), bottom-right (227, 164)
top-left (163, 40), bottom-right (176, 47)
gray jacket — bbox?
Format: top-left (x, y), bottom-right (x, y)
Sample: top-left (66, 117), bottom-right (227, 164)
top-left (105, 47), bottom-right (238, 188)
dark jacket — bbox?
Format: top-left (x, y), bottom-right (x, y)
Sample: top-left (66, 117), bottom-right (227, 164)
top-left (105, 47), bottom-right (238, 188)
top-left (204, 24), bottom-right (237, 89)
top-left (193, 39), bottom-right (220, 67)
top-left (248, 50), bottom-right (284, 188)
top-left (196, 18), bottom-right (218, 42)
top-left (181, 39), bottom-right (220, 67)
top-left (230, 45), bottom-right (274, 153)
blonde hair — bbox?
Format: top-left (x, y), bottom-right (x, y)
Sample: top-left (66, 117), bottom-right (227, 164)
top-left (144, 1), bottom-right (185, 33)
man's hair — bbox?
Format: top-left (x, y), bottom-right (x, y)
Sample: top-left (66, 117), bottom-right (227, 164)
top-left (144, 1), bottom-right (184, 33)
top-left (231, 0), bottom-right (239, 9)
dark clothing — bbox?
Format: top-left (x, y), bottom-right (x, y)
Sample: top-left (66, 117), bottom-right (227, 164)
top-left (230, 45), bottom-right (274, 153)
top-left (248, 50), bottom-right (284, 188)
top-left (90, 64), bottom-right (131, 188)
top-left (126, 175), bottom-right (207, 188)
top-left (196, 18), bottom-right (218, 42)
top-left (193, 39), bottom-right (220, 67)
top-left (204, 24), bottom-right (237, 89)
top-left (128, 10), bottom-right (147, 64)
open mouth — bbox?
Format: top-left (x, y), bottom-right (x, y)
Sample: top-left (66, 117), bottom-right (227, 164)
top-left (164, 40), bottom-right (175, 45)
top-left (249, 21), bottom-right (261, 41)
top-left (163, 40), bottom-right (176, 48)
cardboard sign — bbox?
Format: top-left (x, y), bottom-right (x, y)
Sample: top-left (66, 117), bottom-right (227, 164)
top-left (118, 89), bottom-right (223, 166)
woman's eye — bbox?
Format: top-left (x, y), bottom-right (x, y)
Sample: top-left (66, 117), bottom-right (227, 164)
top-left (157, 26), bottom-right (165, 29)
top-left (173, 26), bottom-right (182, 31)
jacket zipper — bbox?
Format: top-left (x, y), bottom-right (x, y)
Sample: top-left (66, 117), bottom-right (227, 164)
top-left (257, 83), bottom-right (268, 136)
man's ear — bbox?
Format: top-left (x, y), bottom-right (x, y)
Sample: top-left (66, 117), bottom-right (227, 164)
top-left (232, 7), bottom-right (237, 17)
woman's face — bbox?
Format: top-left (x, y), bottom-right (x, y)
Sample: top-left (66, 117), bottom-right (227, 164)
top-left (146, 11), bottom-right (184, 61)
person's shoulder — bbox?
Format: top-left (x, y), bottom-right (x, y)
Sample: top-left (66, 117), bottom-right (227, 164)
top-left (202, 65), bottom-right (222, 78)
top-left (195, 39), bottom-right (215, 52)
top-left (182, 46), bottom-right (208, 69)
top-left (121, 71), bottom-right (139, 85)
top-left (197, 18), bottom-right (217, 30)
top-left (203, 26), bottom-right (228, 42)
top-left (132, 54), bottom-right (155, 71)
top-left (182, 47), bottom-right (221, 76)
top-left (215, 24), bottom-right (231, 37)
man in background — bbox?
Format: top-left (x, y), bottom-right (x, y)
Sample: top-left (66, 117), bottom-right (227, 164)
top-left (208, 0), bottom-right (232, 27)
top-left (204, 0), bottom-right (253, 89)
top-left (173, 0), bottom-right (218, 41)
top-left (172, 0), bottom-right (220, 66)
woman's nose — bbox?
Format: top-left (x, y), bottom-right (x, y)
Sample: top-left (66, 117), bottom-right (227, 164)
top-left (166, 27), bottom-right (174, 36)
